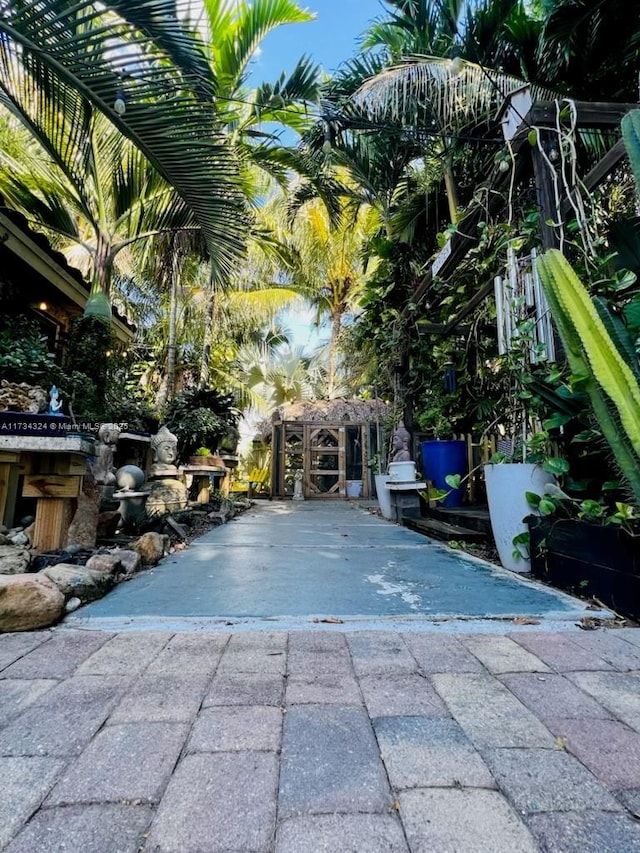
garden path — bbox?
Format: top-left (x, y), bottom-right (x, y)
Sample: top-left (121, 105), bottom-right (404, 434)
top-left (63, 501), bottom-right (604, 632)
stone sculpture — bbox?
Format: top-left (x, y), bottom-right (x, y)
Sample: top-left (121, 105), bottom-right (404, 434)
top-left (150, 425), bottom-right (179, 475)
top-left (93, 423), bottom-right (121, 486)
top-left (47, 385), bottom-right (63, 414)
top-left (390, 420), bottom-right (411, 463)
top-left (147, 424), bottom-right (187, 514)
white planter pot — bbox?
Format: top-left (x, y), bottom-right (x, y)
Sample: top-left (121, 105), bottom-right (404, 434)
top-left (388, 461), bottom-right (417, 482)
top-left (484, 462), bottom-right (555, 573)
top-left (374, 473), bottom-right (393, 520)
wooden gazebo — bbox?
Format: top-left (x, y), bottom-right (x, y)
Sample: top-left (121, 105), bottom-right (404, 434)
top-left (271, 399), bottom-right (391, 500)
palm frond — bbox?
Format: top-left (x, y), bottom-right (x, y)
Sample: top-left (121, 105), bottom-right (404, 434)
top-left (354, 55), bottom-right (553, 134)
top-left (0, 0), bottom-right (247, 279)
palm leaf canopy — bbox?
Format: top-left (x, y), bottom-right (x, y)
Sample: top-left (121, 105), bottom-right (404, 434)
top-left (354, 55), bottom-right (552, 136)
top-left (0, 0), bottom-right (247, 280)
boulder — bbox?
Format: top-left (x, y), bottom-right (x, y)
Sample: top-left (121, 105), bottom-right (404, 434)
top-left (132, 532), bottom-right (170, 566)
top-left (42, 563), bottom-right (114, 602)
top-left (85, 553), bottom-right (125, 576)
top-left (0, 574), bottom-right (64, 632)
top-left (0, 545), bottom-right (30, 575)
top-left (110, 549), bottom-right (142, 576)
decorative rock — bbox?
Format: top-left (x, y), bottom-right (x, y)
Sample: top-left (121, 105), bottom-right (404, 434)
top-left (133, 532), bottom-right (171, 566)
top-left (19, 515), bottom-right (35, 527)
top-left (42, 563), bottom-right (114, 602)
top-left (66, 471), bottom-right (101, 549)
top-left (0, 379), bottom-right (48, 413)
top-left (85, 553), bottom-right (125, 576)
top-left (110, 549), bottom-right (142, 575)
top-left (10, 532), bottom-right (29, 547)
top-left (115, 464), bottom-right (145, 492)
top-left (0, 573), bottom-right (64, 632)
top-left (65, 596), bottom-right (82, 613)
top-left (0, 545), bottom-right (30, 575)
top-left (0, 534), bottom-right (11, 546)
top-left (146, 478), bottom-right (188, 515)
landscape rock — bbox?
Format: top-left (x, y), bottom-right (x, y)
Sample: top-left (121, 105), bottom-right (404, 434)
top-left (133, 532), bottom-right (171, 566)
top-left (66, 471), bottom-right (101, 549)
top-left (0, 534), bottom-right (11, 546)
top-left (146, 478), bottom-right (188, 516)
top-left (110, 549), bottom-right (142, 575)
top-left (65, 596), bottom-right (82, 613)
top-left (0, 573), bottom-right (64, 632)
top-left (42, 563), bottom-right (114, 602)
top-left (85, 553), bottom-right (125, 576)
top-left (0, 545), bottom-right (30, 575)
top-left (10, 532), bottom-right (29, 547)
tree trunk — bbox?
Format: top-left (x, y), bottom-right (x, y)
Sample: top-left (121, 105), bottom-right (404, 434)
top-left (327, 312), bottom-right (341, 398)
top-left (199, 267), bottom-right (215, 390)
top-left (166, 249), bottom-right (179, 399)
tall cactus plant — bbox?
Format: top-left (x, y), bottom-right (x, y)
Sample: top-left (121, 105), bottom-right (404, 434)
top-left (534, 109), bottom-right (640, 504)
top-left (536, 250), bottom-right (640, 503)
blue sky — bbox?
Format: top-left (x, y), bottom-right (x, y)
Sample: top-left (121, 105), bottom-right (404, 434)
top-left (252, 1), bottom-right (386, 351)
top-left (254, 1), bottom-right (384, 81)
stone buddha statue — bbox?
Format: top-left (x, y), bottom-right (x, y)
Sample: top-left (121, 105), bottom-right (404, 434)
top-left (391, 420), bottom-right (411, 463)
top-left (93, 423), bottom-right (121, 486)
top-left (150, 425), bottom-right (179, 476)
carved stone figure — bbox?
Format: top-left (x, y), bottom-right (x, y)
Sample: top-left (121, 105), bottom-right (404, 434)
top-left (92, 423), bottom-right (121, 486)
top-left (150, 425), bottom-right (179, 474)
top-left (292, 469), bottom-right (304, 501)
top-left (391, 420), bottom-right (411, 463)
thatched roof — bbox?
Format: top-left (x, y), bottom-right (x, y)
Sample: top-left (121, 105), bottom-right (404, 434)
top-left (273, 398), bottom-right (391, 424)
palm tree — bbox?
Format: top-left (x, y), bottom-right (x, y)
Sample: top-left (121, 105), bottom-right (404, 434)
top-left (0, 0), bottom-right (248, 285)
top-left (0, 114), bottom-right (200, 314)
top-left (270, 186), bottom-right (378, 396)
top-left (186, 0), bottom-right (322, 385)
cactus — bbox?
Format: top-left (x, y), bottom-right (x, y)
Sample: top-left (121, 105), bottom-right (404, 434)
top-left (536, 249), bottom-right (640, 503)
top-left (622, 110), bottom-right (640, 190)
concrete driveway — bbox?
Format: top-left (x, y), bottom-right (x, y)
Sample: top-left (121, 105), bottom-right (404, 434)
top-left (64, 502), bottom-right (605, 632)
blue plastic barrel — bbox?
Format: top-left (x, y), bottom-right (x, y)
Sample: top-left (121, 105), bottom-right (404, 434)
top-left (420, 440), bottom-right (468, 507)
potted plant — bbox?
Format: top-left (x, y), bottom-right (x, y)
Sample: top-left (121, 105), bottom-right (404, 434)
top-left (526, 485), bottom-right (640, 618)
top-left (188, 446), bottom-right (225, 467)
top-left (528, 225), bottom-right (640, 615)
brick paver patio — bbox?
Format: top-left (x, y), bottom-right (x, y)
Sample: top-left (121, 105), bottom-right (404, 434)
top-left (1, 626), bottom-right (640, 851)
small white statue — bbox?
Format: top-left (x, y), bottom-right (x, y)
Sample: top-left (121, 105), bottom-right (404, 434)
top-left (292, 469), bottom-right (304, 501)
top-left (48, 385), bottom-right (63, 415)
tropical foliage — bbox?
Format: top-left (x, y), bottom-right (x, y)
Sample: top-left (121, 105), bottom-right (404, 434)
top-left (2, 0), bottom-right (640, 496)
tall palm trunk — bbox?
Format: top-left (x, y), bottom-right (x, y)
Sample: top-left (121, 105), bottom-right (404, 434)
top-left (199, 267), bottom-right (215, 389)
top-left (327, 312), bottom-right (341, 398)
top-left (156, 245), bottom-right (180, 409)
